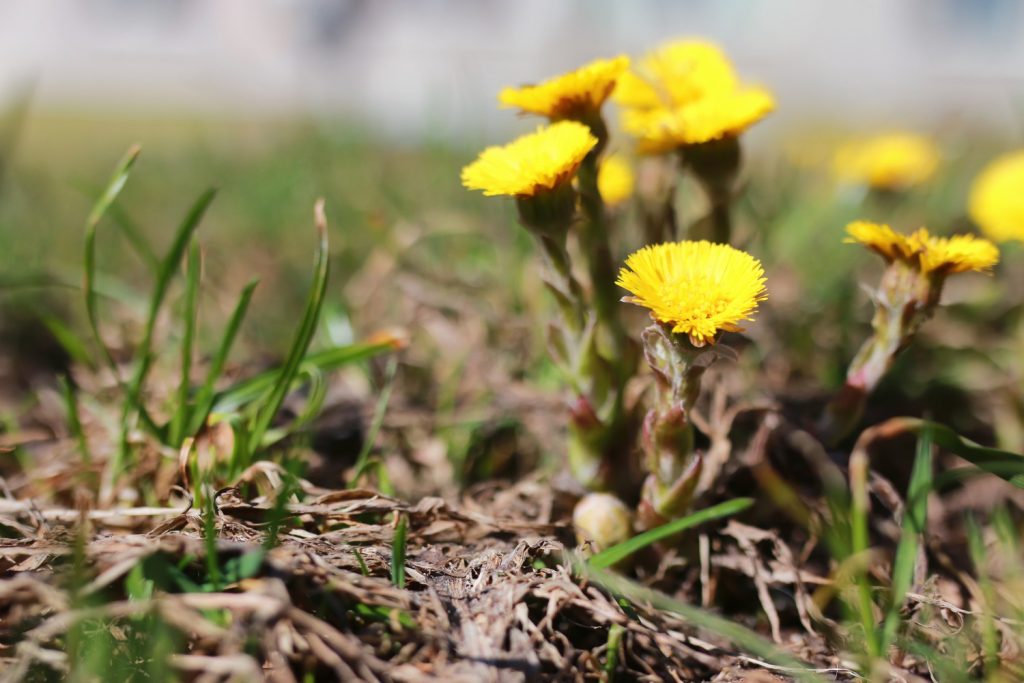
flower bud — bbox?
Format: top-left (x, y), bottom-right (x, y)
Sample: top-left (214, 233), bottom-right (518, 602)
top-left (573, 492), bottom-right (633, 551)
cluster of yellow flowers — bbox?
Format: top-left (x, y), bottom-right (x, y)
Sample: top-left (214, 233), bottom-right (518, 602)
top-left (617, 40), bottom-right (774, 152)
top-left (460, 38), bottom-right (1022, 527)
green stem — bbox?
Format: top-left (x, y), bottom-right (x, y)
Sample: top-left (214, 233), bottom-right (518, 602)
top-left (576, 155), bottom-right (630, 365)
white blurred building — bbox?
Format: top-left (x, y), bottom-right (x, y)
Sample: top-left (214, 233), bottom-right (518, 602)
top-left (1, 0), bottom-right (1023, 141)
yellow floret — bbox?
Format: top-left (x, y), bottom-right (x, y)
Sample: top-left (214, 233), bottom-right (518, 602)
top-left (461, 121), bottom-right (598, 197)
top-left (616, 241), bottom-right (767, 347)
top-left (498, 55), bottom-right (629, 120)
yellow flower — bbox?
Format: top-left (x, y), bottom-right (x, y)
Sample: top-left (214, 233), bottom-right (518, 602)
top-left (614, 40), bottom-right (738, 110)
top-left (845, 221), bottom-right (998, 274)
top-left (617, 241), bottom-right (767, 346)
top-left (845, 221), bottom-right (917, 262)
top-left (968, 150), bottom-right (1024, 242)
top-left (623, 88), bottom-right (775, 153)
top-left (910, 229), bottom-right (999, 274)
top-left (461, 121), bottom-right (598, 197)
top-left (834, 133), bottom-right (939, 190)
top-left (597, 153), bottom-right (634, 206)
top-left (498, 55), bottom-right (629, 120)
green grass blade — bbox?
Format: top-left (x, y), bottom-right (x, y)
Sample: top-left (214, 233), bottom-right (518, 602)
top-left (349, 355), bottom-right (399, 487)
top-left (210, 339), bottom-right (395, 414)
top-left (123, 187), bottom-right (217, 418)
top-left (879, 426), bottom-right (933, 653)
top-left (604, 623), bottom-right (624, 682)
top-left (883, 418), bottom-right (1024, 487)
top-left (57, 375), bottom-right (92, 471)
top-left (169, 239), bottom-right (202, 447)
top-left (391, 512), bottom-right (408, 588)
top-left (41, 314), bottom-right (95, 371)
top-left (184, 278), bottom-right (259, 438)
top-left (588, 498), bottom-right (753, 570)
top-left (245, 199), bottom-right (330, 458)
top-left (108, 203), bottom-right (159, 271)
top-left (83, 144), bottom-right (141, 379)
top-left (576, 558), bottom-right (816, 680)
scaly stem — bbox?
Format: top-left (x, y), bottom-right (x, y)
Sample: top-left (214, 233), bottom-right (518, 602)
top-left (820, 262), bottom-right (943, 445)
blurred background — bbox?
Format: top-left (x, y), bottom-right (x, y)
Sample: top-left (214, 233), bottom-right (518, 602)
top-left (2, 0), bottom-right (1024, 139)
top-left (1, 0), bottom-right (1022, 463)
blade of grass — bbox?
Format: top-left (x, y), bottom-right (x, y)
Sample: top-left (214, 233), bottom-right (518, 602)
top-left (349, 355), bottom-right (399, 487)
top-left (966, 516), bottom-right (1000, 675)
top-left (576, 558), bottom-right (816, 680)
top-left (83, 144), bottom-right (140, 380)
top-left (183, 278), bottom-right (259, 438)
top-left (588, 498), bottom-right (753, 570)
top-left (244, 199), bottom-right (330, 460)
top-left (42, 314), bottom-right (95, 371)
top-left (210, 338), bottom-right (395, 415)
top-left (108, 203), bottom-right (159, 272)
top-left (879, 426), bottom-right (933, 654)
top-left (848, 442), bottom-right (880, 659)
top-left (604, 623), bottom-right (624, 682)
top-left (58, 375), bottom-right (92, 471)
top-left (391, 512), bottom-right (408, 589)
top-left (122, 188), bottom-right (217, 423)
top-left (169, 239), bottom-right (202, 447)
top-left (110, 188), bottom-right (216, 484)
top-left (868, 418), bottom-right (1024, 488)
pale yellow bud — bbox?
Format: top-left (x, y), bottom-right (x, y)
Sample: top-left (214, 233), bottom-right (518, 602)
top-left (573, 493), bottom-right (633, 551)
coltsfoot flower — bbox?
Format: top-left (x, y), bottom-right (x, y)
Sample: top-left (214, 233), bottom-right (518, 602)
top-left (617, 241), bottom-right (768, 346)
top-left (845, 221), bottom-right (999, 274)
top-left (596, 153), bottom-right (635, 206)
top-left (614, 39), bottom-right (738, 111)
top-left (834, 133), bottom-right (939, 191)
top-left (498, 55), bottom-right (629, 121)
top-left (623, 87), bottom-right (775, 153)
top-left (968, 150), bottom-right (1024, 242)
top-left (460, 121), bottom-right (598, 198)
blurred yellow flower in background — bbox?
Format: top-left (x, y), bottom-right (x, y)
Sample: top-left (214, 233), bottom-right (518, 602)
top-left (845, 221), bottom-right (998, 274)
top-left (968, 150), bottom-right (1024, 242)
top-left (833, 133), bottom-right (939, 191)
top-left (623, 87), bottom-right (775, 153)
top-left (498, 55), bottom-right (630, 121)
top-left (617, 241), bottom-right (767, 346)
top-left (614, 40), bottom-right (737, 110)
top-left (616, 38), bottom-right (773, 154)
top-left (461, 121), bottom-right (598, 197)
top-left (596, 153), bottom-right (635, 205)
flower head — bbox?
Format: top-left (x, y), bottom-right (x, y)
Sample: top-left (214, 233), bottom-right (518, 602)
top-left (845, 221), bottom-right (998, 274)
top-left (968, 150), bottom-right (1024, 242)
top-left (597, 153), bottom-right (635, 206)
top-left (844, 220), bottom-right (918, 262)
top-left (834, 133), bottom-right (939, 191)
top-left (911, 230), bottom-right (1000, 274)
top-left (614, 40), bottom-right (738, 110)
top-left (617, 241), bottom-right (767, 346)
top-left (461, 121), bottom-right (598, 197)
top-left (623, 87), bottom-right (775, 153)
top-left (499, 55), bottom-right (629, 120)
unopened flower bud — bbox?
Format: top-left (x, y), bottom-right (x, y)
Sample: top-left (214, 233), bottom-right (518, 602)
top-left (573, 493), bottom-right (633, 552)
